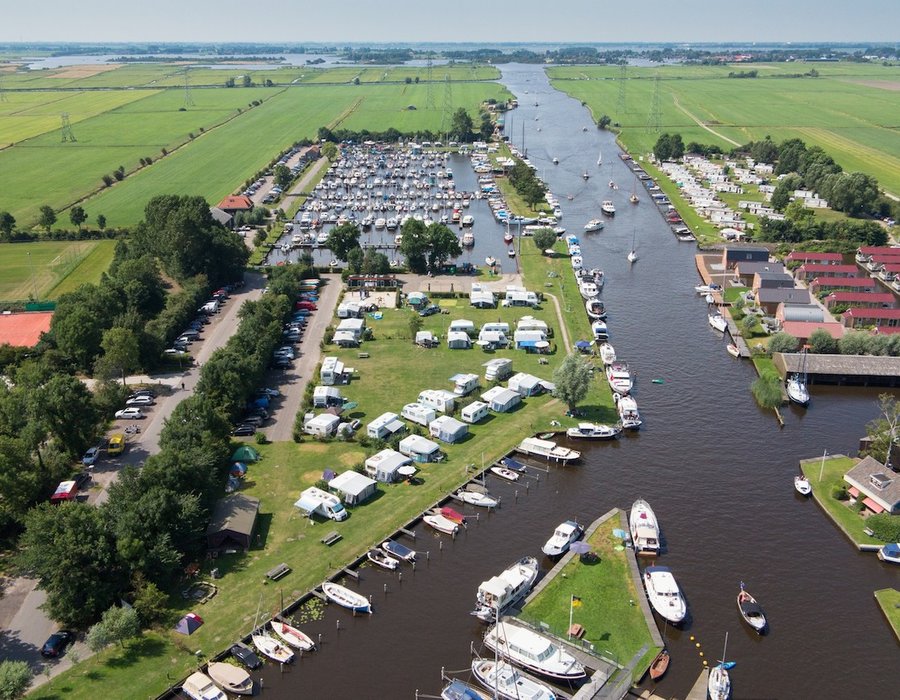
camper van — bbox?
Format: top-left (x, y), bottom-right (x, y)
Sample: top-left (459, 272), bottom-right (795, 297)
top-left (401, 403), bottom-right (436, 427)
top-left (294, 487), bottom-right (348, 521)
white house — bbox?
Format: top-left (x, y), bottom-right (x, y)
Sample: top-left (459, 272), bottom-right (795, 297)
top-left (447, 331), bottom-right (472, 349)
top-left (367, 412), bottom-right (406, 440)
top-left (483, 358), bottom-right (513, 381)
top-left (429, 415), bottom-right (469, 444)
top-left (303, 413), bottom-right (341, 437)
top-left (401, 402), bottom-right (436, 427)
top-left (320, 357), bottom-right (346, 386)
top-left (328, 471), bottom-right (377, 505)
top-left (398, 434), bottom-right (443, 463)
top-left (365, 449), bottom-right (412, 483)
top-left (481, 386), bottom-right (522, 413)
top-left (449, 373), bottom-right (479, 396)
top-left (461, 400), bottom-right (489, 424)
top-left (508, 372), bottom-right (543, 397)
top-left (418, 389), bottom-right (457, 414)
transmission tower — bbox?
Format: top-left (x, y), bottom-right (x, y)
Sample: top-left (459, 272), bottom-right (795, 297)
top-left (424, 58), bottom-right (436, 111)
top-left (60, 113), bottom-right (76, 142)
top-left (183, 68), bottom-right (195, 108)
top-left (0, 75), bottom-right (7, 103)
top-left (646, 72), bottom-right (661, 133)
top-left (616, 64), bottom-right (627, 115)
top-left (440, 74), bottom-right (453, 137)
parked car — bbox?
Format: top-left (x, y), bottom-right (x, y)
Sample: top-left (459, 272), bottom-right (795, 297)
top-left (241, 415), bottom-right (265, 428)
top-left (419, 304), bottom-right (441, 317)
top-left (164, 348), bottom-right (189, 356)
top-left (73, 472), bottom-right (92, 490)
top-left (349, 419), bottom-right (362, 432)
top-left (130, 389), bottom-right (156, 399)
top-left (232, 424), bottom-right (256, 436)
top-left (180, 329), bottom-right (200, 340)
top-left (81, 446), bottom-right (102, 467)
top-left (115, 407), bottom-right (144, 420)
top-left (41, 630), bottom-right (75, 658)
top-left (107, 434), bottom-right (126, 455)
top-left (258, 388), bottom-right (281, 398)
top-left (126, 396), bottom-right (155, 407)
top-left (230, 642), bottom-right (262, 670)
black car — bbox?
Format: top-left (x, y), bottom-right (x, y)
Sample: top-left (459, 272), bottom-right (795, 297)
top-left (73, 472), bottom-right (92, 490)
top-left (418, 304), bottom-right (441, 317)
top-left (232, 424), bottom-right (256, 436)
top-left (231, 642), bottom-right (262, 669)
top-left (41, 630), bottom-right (75, 657)
top-left (130, 389), bottom-right (156, 399)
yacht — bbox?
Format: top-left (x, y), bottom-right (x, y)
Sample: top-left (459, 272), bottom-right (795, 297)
top-left (615, 394), bottom-right (642, 430)
top-left (643, 566), bottom-right (687, 624)
top-left (566, 422), bottom-right (622, 440)
top-left (629, 499), bottom-right (660, 554)
top-left (584, 219), bottom-right (605, 232)
top-left (483, 622), bottom-right (586, 680)
top-left (579, 280), bottom-right (600, 300)
top-left (585, 299), bottom-right (606, 320)
top-left (471, 658), bottom-right (557, 700)
top-left (471, 556), bottom-right (540, 622)
top-left (601, 200), bottom-right (616, 216)
top-left (786, 375), bottom-right (810, 406)
top-left (591, 320), bottom-right (609, 341)
top-left (182, 671), bottom-right (227, 700)
top-left (708, 312), bottom-right (728, 333)
top-left (606, 361), bottom-right (633, 395)
top-left (541, 520), bottom-right (584, 557)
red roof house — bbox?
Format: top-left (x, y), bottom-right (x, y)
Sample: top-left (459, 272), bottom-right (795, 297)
top-left (842, 307), bottom-right (900, 329)
top-left (216, 195), bottom-right (254, 214)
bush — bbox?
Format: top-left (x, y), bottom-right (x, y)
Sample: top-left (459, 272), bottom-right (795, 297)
top-left (831, 484), bottom-right (849, 501)
top-left (254, 431), bottom-right (268, 445)
top-left (867, 513), bottom-right (900, 542)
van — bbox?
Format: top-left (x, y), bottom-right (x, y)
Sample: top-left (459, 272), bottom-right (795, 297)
top-left (107, 434), bottom-right (126, 456)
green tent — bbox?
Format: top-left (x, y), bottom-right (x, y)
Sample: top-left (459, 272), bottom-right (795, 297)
top-left (231, 445), bottom-right (260, 463)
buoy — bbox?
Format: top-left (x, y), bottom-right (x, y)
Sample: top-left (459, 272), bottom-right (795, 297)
top-left (699, 652), bottom-right (704, 657)
top-left (703, 660), bottom-right (708, 666)
top-left (695, 642), bottom-right (701, 648)
top-left (690, 636), bottom-right (695, 641)
top-left (651, 378), bottom-right (665, 384)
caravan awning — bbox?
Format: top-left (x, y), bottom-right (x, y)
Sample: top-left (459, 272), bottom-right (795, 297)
top-left (385, 418), bottom-right (405, 433)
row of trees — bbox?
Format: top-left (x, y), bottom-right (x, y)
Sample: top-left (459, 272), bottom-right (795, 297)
top-left (756, 215), bottom-right (886, 248)
top-left (507, 158), bottom-right (548, 210)
top-left (768, 329), bottom-right (900, 357)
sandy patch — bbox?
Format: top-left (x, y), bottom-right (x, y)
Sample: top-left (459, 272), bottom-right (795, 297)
top-left (52, 64), bottom-right (121, 79)
top-left (841, 78), bottom-right (900, 91)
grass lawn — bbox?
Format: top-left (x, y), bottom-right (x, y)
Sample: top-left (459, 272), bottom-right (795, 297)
top-left (519, 516), bottom-right (661, 680)
top-left (799, 455), bottom-right (880, 546)
top-left (752, 356), bottom-right (780, 380)
top-left (874, 588), bottom-right (900, 642)
top-left (723, 286), bottom-right (749, 304)
top-left (0, 240), bottom-right (116, 302)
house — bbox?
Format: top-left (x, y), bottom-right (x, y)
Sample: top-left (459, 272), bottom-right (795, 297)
top-left (843, 456), bottom-right (900, 514)
top-left (508, 372), bottom-right (543, 397)
top-left (328, 471), bottom-right (377, 505)
top-left (481, 386), bottom-right (522, 413)
top-left (756, 287), bottom-right (811, 315)
top-left (785, 251), bottom-right (844, 266)
top-left (367, 412), bottom-right (406, 440)
top-left (447, 331), bottom-right (472, 349)
top-left (336, 318), bottom-right (366, 340)
top-left (398, 434), bottom-right (443, 463)
top-left (401, 402), bottom-right (436, 427)
top-left (320, 357), bottom-right (347, 385)
top-left (449, 319), bottom-right (476, 336)
top-left (206, 494), bottom-right (260, 552)
top-left (721, 246), bottom-right (769, 270)
top-left (779, 320), bottom-right (845, 343)
top-left (809, 276), bottom-right (877, 295)
top-left (825, 292), bottom-right (894, 310)
top-left (775, 303), bottom-right (825, 323)
top-left (461, 401), bottom-right (490, 424)
top-left (429, 415), bottom-right (469, 444)
top-left (313, 386), bottom-right (344, 408)
top-left (209, 207), bottom-right (234, 229)
top-left (449, 373), bottom-right (479, 396)
top-left (418, 389), bottom-right (457, 414)
top-left (216, 195), bottom-right (254, 216)
top-left (751, 271), bottom-right (795, 295)
top-left (415, 330), bottom-right (439, 348)
top-left (303, 413), bottom-right (341, 437)
top-left (483, 358), bottom-right (513, 382)
top-left (365, 449), bottom-right (412, 483)
top-left (842, 307), bottom-right (900, 330)
top-left (733, 261), bottom-right (787, 287)
top-left (795, 264), bottom-right (860, 283)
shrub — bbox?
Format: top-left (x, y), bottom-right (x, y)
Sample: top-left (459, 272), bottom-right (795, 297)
top-left (867, 513), bottom-right (900, 542)
top-left (831, 484), bottom-right (849, 501)
top-left (254, 431), bottom-right (268, 445)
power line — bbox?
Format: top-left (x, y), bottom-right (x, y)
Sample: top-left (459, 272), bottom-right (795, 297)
top-left (60, 112), bottom-right (76, 142)
top-left (647, 72), bottom-right (661, 133)
top-left (424, 58), bottom-right (436, 111)
top-left (440, 74), bottom-right (452, 137)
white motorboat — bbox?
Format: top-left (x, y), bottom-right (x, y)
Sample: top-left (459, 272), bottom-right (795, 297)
top-left (516, 437), bottom-right (581, 463)
top-left (490, 466), bottom-right (519, 482)
top-left (367, 548), bottom-right (400, 570)
top-left (601, 200), bottom-right (616, 216)
top-left (462, 231), bottom-right (475, 246)
top-left (877, 542), bottom-right (900, 564)
top-left (591, 320), bottom-right (609, 341)
top-left (471, 658), bottom-right (557, 700)
top-left (485, 256), bottom-right (497, 267)
top-left (708, 313), bottom-right (728, 333)
top-left (423, 513), bottom-right (460, 535)
top-left (585, 298), bottom-right (606, 320)
top-left (483, 622), bottom-right (586, 680)
top-left (552, 157), bottom-right (559, 165)
top-left (615, 392), bottom-right (642, 428)
top-left (456, 489), bottom-right (499, 508)
top-left (251, 633), bottom-right (294, 664)
top-left (606, 361), bottom-right (633, 395)
top-left (322, 581), bottom-right (372, 613)
top-left (582, 171), bottom-right (590, 180)
top-left (442, 679), bottom-right (491, 700)
top-left (374, 217), bottom-right (386, 230)
top-left (726, 343), bottom-right (740, 358)
top-left (182, 671), bottom-right (227, 700)
top-left (270, 619), bottom-right (315, 650)
top-left (643, 566), bottom-right (687, 624)
top-left (629, 499), bottom-right (660, 554)
top-left (541, 520), bottom-right (583, 557)
top-left (471, 556), bottom-right (540, 622)
top-left (461, 214), bottom-right (475, 226)
top-left (567, 422), bottom-right (621, 440)
top-left (694, 283), bottom-right (722, 294)
top-left (583, 219), bottom-right (605, 232)
top-left (627, 249), bottom-right (637, 263)
top-left (579, 279), bottom-right (600, 299)
top-left (206, 662), bottom-right (253, 696)
top-left (507, 248), bottom-right (516, 258)
top-left (598, 342), bottom-right (616, 365)
top-left (786, 374), bottom-right (810, 407)
top-left (382, 539), bottom-right (417, 562)
top-left (794, 474), bottom-right (812, 496)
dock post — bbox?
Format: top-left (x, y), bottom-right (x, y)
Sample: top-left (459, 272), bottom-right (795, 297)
top-left (398, 571), bottom-right (403, 582)
top-left (515, 489), bottom-right (519, 502)
top-left (383, 583), bottom-right (388, 594)
top-left (336, 619), bottom-right (341, 630)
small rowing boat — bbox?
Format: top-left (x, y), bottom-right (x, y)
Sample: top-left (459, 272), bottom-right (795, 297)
top-left (648, 649), bottom-right (669, 681)
top-left (322, 581), bottom-right (372, 613)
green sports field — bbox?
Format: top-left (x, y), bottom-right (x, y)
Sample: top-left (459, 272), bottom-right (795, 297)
top-left (547, 62), bottom-right (900, 194)
top-left (0, 239), bottom-right (116, 302)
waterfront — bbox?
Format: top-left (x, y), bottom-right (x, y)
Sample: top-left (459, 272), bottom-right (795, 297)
top-left (234, 63), bottom-right (900, 699)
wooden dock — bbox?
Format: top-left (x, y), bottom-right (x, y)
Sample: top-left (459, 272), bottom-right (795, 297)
top-left (685, 669), bottom-right (709, 700)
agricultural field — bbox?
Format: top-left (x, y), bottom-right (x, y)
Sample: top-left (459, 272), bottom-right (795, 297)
top-left (0, 239), bottom-right (116, 302)
top-left (548, 62), bottom-right (900, 194)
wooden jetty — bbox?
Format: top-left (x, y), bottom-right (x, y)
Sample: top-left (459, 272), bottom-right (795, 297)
top-left (685, 668), bottom-right (710, 700)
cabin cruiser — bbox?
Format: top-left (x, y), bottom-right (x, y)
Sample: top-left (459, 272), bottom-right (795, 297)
top-left (484, 622), bottom-right (586, 680)
top-left (615, 393), bottom-right (642, 429)
top-left (584, 219), bottom-right (605, 232)
top-left (601, 200), bottom-right (616, 216)
top-left (630, 499), bottom-right (660, 554)
top-left (471, 556), bottom-right (540, 621)
top-left (566, 422), bottom-right (621, 440)
top-left (541, 520), bottom-right (584, 557)
top-left (606, 361), bottom-right (633, 395)
top-left (643, 566), bottom-right (687, 624)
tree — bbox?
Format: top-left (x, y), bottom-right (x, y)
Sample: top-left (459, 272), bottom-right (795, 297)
top-left (425, 223), bottom-right (462, 271)
top-left (273, 164), bottom-right (292, 190)
top-left (0, 660), bottom-right (32, 700)
top-left (399, 218), bottom-right (429, 273)
top-left (449, 108), bottom-right (475, 142)
top-left (408, 314), bottom-right (423, 341)
top-left (96, 214), bottom-right (107, 230)
top-left (242, 74), bottom-right (252, 88)
top-left (808, 328), bottom-right (838, 354)
top-left (479, 112), bottom-right (494, 141)
top-left (0, 211), bottom-right (15, 240)
top-left (829, 172), bottom-right (880, 217)
top-left (96, 327), bottom-right (140, 385)
top-left (346, 246), bottom-right (364, 274)
top-left (771, 174), bottom-right (801, 212)
top-left (767, 332), bottom-right (800, 354)
top-left (86, 605), bottom-right (140, 652)
top-left (321, 142), bottom-right (338, 162)
top-left (532, 227), bottom-right (558, 252)
top-left (653, 133), bottom-right (684, 161)
top-left (38, 205), bottom-right (57, 233)
top-left (69, 206), bottom-right (88, 231)
top-left (521, 179), bottom-right (548, 210)
top-left (597, 114), bottom-right (612, 129)
top-left (839, 330), bottom-right (875, 355)
top-left (862, 394), bottom-right (900, 466)
top-left (751, 375), bottom-right (782, 409)
top-left (326, 222), bottom-right (361, 262)
top-left (551, 354), bottom-right (593, 412)
top-left (131, 574), bottom-right (169, 626)
top-left (749, 137), bottom-right (778, 164)
top-left (361, 249), bottom-right (390, 275)
top-left (784, 199), bottom-right (814, 223)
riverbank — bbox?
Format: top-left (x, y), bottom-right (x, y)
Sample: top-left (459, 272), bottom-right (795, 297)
top-left (874, 588), bottom-right (900, 642)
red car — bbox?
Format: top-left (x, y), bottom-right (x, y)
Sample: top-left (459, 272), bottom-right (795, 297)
top-left (295, 301), bottom-right (317, 311)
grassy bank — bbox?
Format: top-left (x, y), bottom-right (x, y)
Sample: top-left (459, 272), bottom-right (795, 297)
top-left (0, 239), bottom-right (117, 302)
top-left (874, 588), bottom-right (900, 642)
top-left (799, 454), bottom-right (878, 547)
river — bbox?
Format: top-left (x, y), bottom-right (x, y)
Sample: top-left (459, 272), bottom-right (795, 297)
top-left (252, 63), bottom-right (899, 699)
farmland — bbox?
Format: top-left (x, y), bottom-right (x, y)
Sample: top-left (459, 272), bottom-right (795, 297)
top-left (0, 239), bottom-right (116, 302)
top-left (547, 62), bottom-right (900, 194)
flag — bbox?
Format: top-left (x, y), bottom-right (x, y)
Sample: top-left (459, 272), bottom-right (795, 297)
top-left (571, 595), bottom-right (583, 608)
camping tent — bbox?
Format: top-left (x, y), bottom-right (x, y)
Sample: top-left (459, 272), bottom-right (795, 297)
top-left (231, 445), bottom-right (260, 463)
top-left (174, 612), bottom-right (204, 635)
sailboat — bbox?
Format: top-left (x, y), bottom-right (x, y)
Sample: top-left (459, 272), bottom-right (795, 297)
top-left (627, 229), bottom-right (637, 263)
top-left (786, 347), bottom-right (810, 407)
top-left (630, 179), bottom-right (640, 204)
top-left (707, 633), bottom-right (732, 700)
top-left (597, 148), bottom-right (602, 166)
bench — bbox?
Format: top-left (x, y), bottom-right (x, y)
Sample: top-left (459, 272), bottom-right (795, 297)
top-left (266, 563), bottom-right (291, 581)
top-left (567, 623), bottom-right (585, 639)
top-left (357, 352), bottom-right (370, 359)
top-left (321, 530), bottom-right (343, 546)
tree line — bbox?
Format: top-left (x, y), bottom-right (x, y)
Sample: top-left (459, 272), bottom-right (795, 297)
top-left (507, 157), bottom-right (548, 210)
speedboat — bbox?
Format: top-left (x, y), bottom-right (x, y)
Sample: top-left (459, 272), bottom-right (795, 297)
top-left (737, 583), bottom-right (767, 634)
top-left (598, 342), bottom-right (616, 365)
top-left (455, 489), bottom-right (499, 508)
top-left (877, 542), bottom-right (900, 564)
top-left (567, 422), bottom-right (621, 440)
top-left (615, 394), bottom-right (642, 429)
top-left (423, 513), bottom-right (459, 535)
top-left (471, 658), bottom-right (557, 700)
top-left (367, 548), bottom-right (400, 570)
top-left (206, 663), bottom-right (253, 696)
top-left (586, 299), bottom-right (607, 320)
top-left (484, 622), bottom-right (586, 680)
top-left (786, 375), bottom-right (810, 406)
top-left (584, 219), bottom-right (605, 232)
top-left (582, 171), bottom-right (590, 180)
top-left (542, 520), bottom-right (583, 557)
top-left (794, 474), bottom-right (812, 496)
top-left (440, 506), bottom-right (467, 524)
top-left (270, 620), bottom-right (315, 650)
top-left (601, 200), bottom-right (616, 216)
top-left (251, 633), bottom-right (294, 663)
top-left (643, 566), bottom-right (687, 624)
top-left (630, 499), bottom-right (660, 554)
top-left (322, 581), bottom-right (372, 613)
top-left (382, 539), bottom-right (417, 562)
top-left (507, 248), bottom-right (516, 258)
top-left (442, 679), bottom-right (491, 700)
top-left (606, 361), bottom-right (633, 395)
top-left (708, 313), bottom-right (728, 333)
top-left (490, 466), bottom-right (519, 482)
top-left (694, 283), bottom-right (722, 294)
top-left (471, 556), bottom-right (540, 622)
top-left (182, 671), bottom-right (227, 700)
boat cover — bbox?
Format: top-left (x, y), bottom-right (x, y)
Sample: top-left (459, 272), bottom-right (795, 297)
top-left (740, 599), bottom-right (764, 616)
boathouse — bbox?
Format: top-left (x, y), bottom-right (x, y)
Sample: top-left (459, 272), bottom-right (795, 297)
top-left (774, 352), bottom-right (900, 387)
top-left (733, 261), bottom-right (787, 286)
top-left (843, 456), bottom-right (900, 514)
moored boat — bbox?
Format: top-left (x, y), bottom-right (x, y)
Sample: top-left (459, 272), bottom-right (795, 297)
top-left (591, 320), bottom-right (609, 341)
top-left (322, 581), bottom-right (372, 613)
top-left (182, 671), bottom-right (227, 700)
top-left (440, 506), bottom-right (467, 524)
top-left (606, 361), bottom-right (633, 395)
top-left (566, 422), bottom-right (621, 440)
top-left (648, 649), bottom-right (669, 681)
top-left (455, 489), bottom-right (499, 508)
top-left (694, 283), bottom-right (722, 294)
top-left (270, 620), bottom-right (315, 650)
top-left (598, 342), bottom-right (616, 365)
top-left (485, 256), bottom-right (497, 267)
top-left (585, 298), bottom-right (606, 320)
top-left (367, 548), bottom-right (400, 570)
top-left (516, 437), bottom-right (581, 463)
top-left (786, 375), bottom-right (810, 406)
top-left (471, 556), bottom-right (540, 622)
top-left (503, 231), bottom-right (514, 243)
top-left (601, 200), bottom-right (616, 216)
top-left (794, 474), bottom-right (812, 496)
top-left (708, 664), bottom-right (731, 700)
top-left (471, 658), bottom-right (557, 700)
top-left (615, 394), bottom-right (642, 429)
top-left (643, 566), bottom-right (687, 625)
top-left (382, 539), bottom-right (417, 562)
top-left (442, 679), bottom-right (491, 700)
top-left (490, 466), bottom-right (519, 481)
top-left (579, 279), bottom-right (600, 299)
top-left (726, 343), bottom-right (740, 358)
top-left (484, 622), bottom-right (586, 680)
top-left (708, 313), bottom-right (728, 333)
top-left (206, 662), bottom-right (253, 695)
top-left (877, 542), bottom-right (900, 564)
top-left (737, 582), bottom-right (767, 634)
top-left (251, 633), bottom-right (294, 664)
top-left (630, 499), bottom-right (660, 554)
top-left (542, 520), bottom-right (583, 557)
top-left (584, 219), bottom-right (605, 232)
top-left (423, 513), bottom-right (459, 535)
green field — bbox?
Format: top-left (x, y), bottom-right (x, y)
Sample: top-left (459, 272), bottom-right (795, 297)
top-left (0, 240), bottom-right (116, 302)
top-left (547, 62), bottom-right (900, 195)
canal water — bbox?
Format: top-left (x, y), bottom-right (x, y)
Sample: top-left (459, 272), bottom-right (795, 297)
top-left (255, 64), bottom-right (899, 699)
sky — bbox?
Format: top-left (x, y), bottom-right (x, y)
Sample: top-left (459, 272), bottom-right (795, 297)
top-left (1, 0), bottom-right (898, 44)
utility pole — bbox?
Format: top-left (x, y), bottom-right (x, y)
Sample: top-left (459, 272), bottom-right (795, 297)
top-left (183, 67), bottom-right (195, 108)
top-left (616, 64), bottom-right (627, 115)
top-left (646, 72), bottom-right (661, 133)
top-left (60, 113), bottom-right (76, 142)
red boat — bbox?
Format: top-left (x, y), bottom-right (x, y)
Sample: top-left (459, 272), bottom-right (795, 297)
top-left (504, 231), bottom-right (514, 243)
top-left (649, 649), bottom-right (669, 680)
top-left (440, 506), bottom-right (467, 525)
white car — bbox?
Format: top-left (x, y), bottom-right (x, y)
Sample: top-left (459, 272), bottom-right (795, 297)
top-left (115, 407), bottom-right (145, 420)
top-left (125, 396), bottom-right (155, 407)
top-left (541, 520), bottom-right (584, 557)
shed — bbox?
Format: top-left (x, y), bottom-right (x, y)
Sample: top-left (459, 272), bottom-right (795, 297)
top-left (365, 449), bottom-right (413, 483)
top-left (206, 494), bottom-right (260, 551)
top-left (429, 415), bottom-right (469, 444)
top-left (461, 400), bottom-right (490, 424)
top-left (418, 389), bottom-right (457, 414)
top-left (450, 373), bottom-right (480, 396)
top-left (416, 330), bottom-right (439, 348)
top-left (398, 434), bottom-right (443, 463)
top-left (508, 372), bottom-right (544, 397)
top-left (328, 471), bottom-right (377, 505)
top-left (447, 331), bottom-right (472, 349)
top-left (367, 412), bottom-right (406, 440)
top-left (304, 413), bottom-right (341, 437)
top-left (481, 386), bottom-right (522, 413)
top-left (483, 358), bottom-right (513, 381)
top-left (401, 402), bottom-right (437, 426)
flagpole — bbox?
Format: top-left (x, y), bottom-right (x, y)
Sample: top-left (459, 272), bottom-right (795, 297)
top-left (568, 594), bottom-right (574, 639)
